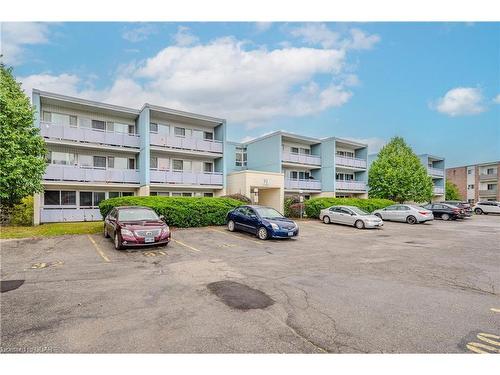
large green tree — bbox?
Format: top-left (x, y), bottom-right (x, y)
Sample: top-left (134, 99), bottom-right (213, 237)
top-left (445, 180), bottom-right (462, 200)
top-left (368, 136), bottom-right (433, 203)
top-left (0, 63), bottom-right (46, 206)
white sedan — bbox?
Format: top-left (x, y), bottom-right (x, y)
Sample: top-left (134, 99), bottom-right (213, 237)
top-left (319, 205), bottom-right (383, 229)
top-left (372, 204), bottom-right (433, 224)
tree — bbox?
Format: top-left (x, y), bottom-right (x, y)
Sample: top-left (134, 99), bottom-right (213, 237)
top-left (0, 63), bottom-right (46, 206)
top-left (368, 136), bottom-right (433, 203)
top-left (445, 180), bottom-right (462, 200)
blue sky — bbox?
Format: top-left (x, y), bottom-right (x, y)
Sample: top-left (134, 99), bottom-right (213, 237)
top-left (2, 22), bottom-right (499, 166)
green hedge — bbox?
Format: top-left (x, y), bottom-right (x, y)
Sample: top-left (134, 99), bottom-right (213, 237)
top-left (98, 196), bottom-right (242, 228)
top-left (10, 196), bottom-right (34, 226)
top-left (304, 197), bottom-right (395, 219)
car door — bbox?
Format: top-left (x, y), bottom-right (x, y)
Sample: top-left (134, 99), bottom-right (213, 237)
top-left (341, 208), bottom-right (356, 225)
top-left (245, 207), bottom-right (260, 233)
top-left (399, 205), bottom-right (411, 221)
top-left (431, 204), bottom-right (444, 218)
top-left (490, 202), bottom-right (500, 213)
top-left (327, 207), bottom-right (341, 223)
top-left (232, 207), bottom-right (249, 231)
top-left (106, 208), bottom-right (117, 237)
top-left (382, 205), bottom-right (398, 221)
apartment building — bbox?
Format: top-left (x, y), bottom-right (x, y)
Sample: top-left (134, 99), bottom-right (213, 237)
top-left (367, 153), bottom-right (446, 202)
top-left (446, 161), bottom-right (500, 204)
top-left (33, 90), bottom-right (225, 224)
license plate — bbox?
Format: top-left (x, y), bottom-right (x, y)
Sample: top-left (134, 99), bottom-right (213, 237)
top-left (288, 231), bottom-right (294, 236)
top-left (145, 237), bottom-right (155, 243)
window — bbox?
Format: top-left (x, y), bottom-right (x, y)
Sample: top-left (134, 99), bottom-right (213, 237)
top-left (204, 192), bottom-right (214, 197)
top-left (128, 158), bottom-right (136, 170)
top-left (49, 151), bottom-right (76, 165)
top-left (468, 184), bottom-right (474, 189)
top-left (93, 192), bottom-right (106, 206)
top-left (43, 112), bottom-right (77, 127)
top-left (204, 162), bottom-right (214, 173)
top-left (150, 123), bottom-right (159, 133)
top-left (487, 184), bottom-right (496, 190)
top-left (122, 192), bottom-right (133, 197)
top-left (108, 192), bottom-right (120, 199)
top-left (93, 156), bottom-right (106, 169)
top-left (204, 132), bottom-right (213, 140)
top-left (150, 157), bottom-right (158, 169)
top-left (91, 120), bottom-right (106, 131)
top-left (182, 192), bottom-right (192, 197)
top-left (150, 192), bottom-right (158, 196)
top-left (487, 168), bottom-right (495, 175)
top-left (69, 115), bottom-right (77, 127)
top-left (301, 148), bottom-right (310, 155)
top-left (192, 130), bottom-right (204, 139)
top-left (42, 111), bottom-right (51, 122)
top-left (467, 169), bottom-right (472, 175)
top-left (173, 159), bottom-right (183, 171)
top-left (80, 192), bottom-right (93, 207)
top-left (61, 191), bottom-right (76, 205)
top-left (79, 117), bottom-right (91, 129)
top-left (158, 157), bottom-right (169, 170)
top-left (44, 191), bottom-right (60, 205)
top-left (174, 127), bottom-right (186, 137)
top-left (290, 171), bottom-right (298, 179)
top-left (336, 150), bottom-right (354, 158)
top-left (291, 147), bottom-right (299, 154)
top-left (235, 147), bottom-right (247, 167)
top-left (171, 192), bottom-right (183, 197)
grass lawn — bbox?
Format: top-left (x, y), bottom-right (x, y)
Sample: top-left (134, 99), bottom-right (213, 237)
top-left (0, 221), bottom-right (103, 239)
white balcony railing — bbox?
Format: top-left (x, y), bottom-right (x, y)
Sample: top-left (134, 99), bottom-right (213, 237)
top-left (335, 156), bottom-right (367, 169)
top-left (428, 167), bottom-right (445, 177)
top-left (433, 187), bottom-right (445, 195)
top-left (150, 170), bottom-right (223, 186)
top-left (41, 208), bottom-right (102, 223)
top-left (284, 178), bottom-right (321, 190)
top-left (44, 164), bottom-right (140, 184)
top-left (479, 173), bottom-right (497, 181)
top-left (40, 122), bottom-right (140, 148)
top-left (282, 151), bottom-right (321, 166)
top-left (150, 133), bottom-right (223, 154)
top-left (335, 181), bottom-right (367, 191)
top-left (479, 189), bottom-right (497, 196)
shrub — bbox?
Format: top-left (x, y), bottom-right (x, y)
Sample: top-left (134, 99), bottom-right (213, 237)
top-left (304, 197), bottom-right (395, 219)
top-left (288, 203), bottom-right (305, 218)
top-left (220, 193), bottom-right (251, 203)
top-left (284, 196), bottom-right (300, 217)
top-left (10, 196), bottom-right (34, 226)
top-left (98, 196), bottom-right (242, 228)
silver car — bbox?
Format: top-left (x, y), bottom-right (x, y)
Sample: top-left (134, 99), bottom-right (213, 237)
top-left (372, 204), bottom-right (434, 224)
top-left (319, 205), bottom-right (384, 229)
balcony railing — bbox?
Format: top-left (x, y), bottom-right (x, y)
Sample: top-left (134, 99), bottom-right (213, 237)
top-left (284, 178), bottom-right (321, 190)
top-left (335, 156), bottom-right (367, 169)
top-left (282, 151), bottom-right (321, 166)
top-left (150, 133), bottom-right (223, 154)
top-left (479, 173), bottom-right (498, 181)
top-left (428, 167), bottom-right (445, 177)
top-left (479, 189), bottom-right (497, 196)
top-left (40, 122), bottom-right (140, 148)
top-left (335, 181), bottom-right (367, 191)
top-left (150, 170), bottom-right (223, 185)
top-left (433, 187), bottom-right (445, 195)
top-left (44, 164), bottom-right (140, 184)
top-left (41, 208), bottom-right (102, 223)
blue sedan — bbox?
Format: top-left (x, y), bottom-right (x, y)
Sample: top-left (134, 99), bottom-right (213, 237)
top-left (226, 205), bottom-right (299, 240)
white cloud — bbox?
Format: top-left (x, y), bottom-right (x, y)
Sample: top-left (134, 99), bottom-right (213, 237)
top-left (350, 137), bottom-right (387, 153)
top-left (493, 94), bottom-right (500, 104)
top-left (432, 87), bottom-right (487, 116)
top-left (122, 24), bottom-right (157, 43)
top-left (172, 26), bottom-right (199, 47)
top-left (0, 22), bottom-right (51, 65)
top-left (254, 22), bottom-right (272, 33)
top-left (20, 31), bottom-right (378, 126)
top-left (290, 23), bottom-right (380, 51)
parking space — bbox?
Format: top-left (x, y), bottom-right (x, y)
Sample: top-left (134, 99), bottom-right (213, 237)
top-left (1, 215), bottom-right (499, 353)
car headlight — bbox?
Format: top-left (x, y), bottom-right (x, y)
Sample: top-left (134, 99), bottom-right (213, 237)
top-left (270, 223), bottom-right (280, 230)
top-left (161, 226), bottom-right (170, 235)
top-left (121, 228), bottom-right (134, 237)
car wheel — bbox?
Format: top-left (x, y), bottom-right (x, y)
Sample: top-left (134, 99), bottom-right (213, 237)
top-left (355, 220), bottom-right (365, 229)
top-left (114, 233), bottom-right (123, 250)
top-left (227, 220), bottom-right (235, 232)
top-left (441, 213), bottom-right (450, 221)
top-left (406, 215), bottom-right (417, 225)
top-left (257, 226), bottom-right (269, 240)
top-left (474, 208), bottom-right (483, 215)
top-left (323, 216), bottom-right (331, 224)
top-left (104, 224), bottom-right (110, 238)
top-left (374, 213), bottom-right (382, 219)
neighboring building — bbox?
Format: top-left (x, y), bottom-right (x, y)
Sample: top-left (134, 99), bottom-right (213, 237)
top-left (446, 161), bottom-right (500, 204)
top-left (367, 153), bottom-right (446, 202)
top-left (32, 90), bottom-right (369, 223)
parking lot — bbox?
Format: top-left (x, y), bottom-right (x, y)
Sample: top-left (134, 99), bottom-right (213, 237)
top-left (1, 215), bottom-right (499, 353)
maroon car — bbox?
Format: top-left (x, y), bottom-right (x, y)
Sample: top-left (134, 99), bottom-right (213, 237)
top-left (104, 206), bottom-right (171, 250)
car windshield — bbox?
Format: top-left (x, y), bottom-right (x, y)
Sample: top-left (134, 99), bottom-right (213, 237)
top-left (348, 207), bottom-right (370, 215)
top-left (118, 208), bottom-right (159, 221)
top-left (254, 207), bottom-right (284, 219)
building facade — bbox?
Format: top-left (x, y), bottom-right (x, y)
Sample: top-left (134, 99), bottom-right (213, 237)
top-left (32, 90), bottom-right (369, 224)
top-left (446, 161), bottom-right (500, 204)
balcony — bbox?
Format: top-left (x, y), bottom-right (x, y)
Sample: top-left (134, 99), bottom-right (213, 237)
top-left (44, 164), bottom-right (140, 184)
top-left (479, 189), bottom-right (497, 196)
top-left (284, 178), bottom-right (321, 191)
top-left (433, 187), bottom-right (445, 195)
top-left (41, 208), bottom-right (102, 223)
top-left (150, 170), bottom-right (223, 186)
top-left (150, 133), bottom-right (223, 154)
top-left (40, 122), bottom-right (140, 148)
top-left (428, 167), bottom-right (445, 177)
top-left (335, 156), bottom-right (367, 169)
top-left (479, 173), bottom-right (498, 181)
top-left (335, 181), bottom-right (367, 191)
top-left (282, 151), bottom-right (321, 166)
